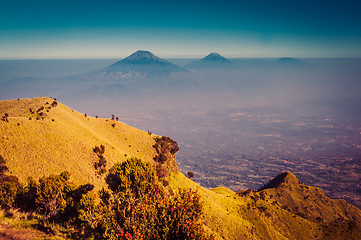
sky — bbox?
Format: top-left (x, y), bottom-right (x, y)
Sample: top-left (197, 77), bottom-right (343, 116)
top-left (1, 0), bottom-right (361, 59)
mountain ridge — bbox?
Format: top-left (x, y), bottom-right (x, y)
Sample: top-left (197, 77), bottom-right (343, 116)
top-left (1, 97), bottom-right (361, 239)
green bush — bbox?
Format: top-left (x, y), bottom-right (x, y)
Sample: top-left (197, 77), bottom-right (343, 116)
top-left (0, 179), bottom-right (21, 208)
top-left (34, 171), bottom-right (72, 218)
top-left (0, 155), bottom-right (22, 208)
top-left (80, 157), bottom-right (206, 240)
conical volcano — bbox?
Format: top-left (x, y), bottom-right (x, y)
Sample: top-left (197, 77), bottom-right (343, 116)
top-left (200, 53), bottom-right (230, 63)
top-left (186, 52), bottom-right (232, 69)
top-left (117, 50), bottom-right (171, 65)
top-left (106, 50), bottom-right (184, 75)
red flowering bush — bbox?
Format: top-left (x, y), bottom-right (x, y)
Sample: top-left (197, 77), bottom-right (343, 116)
top-left (79, 158), bottom-right (207, 239)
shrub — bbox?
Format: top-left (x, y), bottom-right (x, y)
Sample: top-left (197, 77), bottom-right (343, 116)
top-left (34, 171), bottom-right (71, 218)
top-left (15, 177), bottom-right (37, 211)
top-left (187, 172), bottom-right (194, 178)
top-left (79, 158), bottom-right (207, 240)
top-left (0, 155), bottom-right (8, 176)
top-left (51, 101), bottom-right (58, 107)
top-left (153, 136), bottom-right (179, 163)
top-left (93, 146), bottom-right (100, 154)
top-left (93, 145), bottom-right (107, 174)
top-left (152, 136), bottom-right (180, 184)
top-left (1, 113), bottom-right (9, 122)
top-left (36, 107), bottom-right (44, 112)
top-left (0, 177), bottom-right (21, 208)
top-left (105, 158), bottom-right (159, 195)
top-left (100, 145), bottom-right (105, 154)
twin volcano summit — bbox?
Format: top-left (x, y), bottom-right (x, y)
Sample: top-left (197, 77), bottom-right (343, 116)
top-left (104, 50), bottom-right (232, 75)
top-left (75, 50), bottom-right (232, 90)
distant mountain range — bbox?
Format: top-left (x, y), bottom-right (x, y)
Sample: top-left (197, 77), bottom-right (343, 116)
top-left (276, 57), bottom-right (307, 66)
top-left (0, 51), bottom-right (308, 100)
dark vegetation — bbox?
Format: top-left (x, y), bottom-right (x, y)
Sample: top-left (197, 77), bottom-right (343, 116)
top-left (187, 172), bottom-right (194, 179)
top-left (93, 145), bottom-right (107, 175)
top-left (28, 101), bottom-right (57, 121)
top-left (0, 155), bottom-right (21, 208)
top-left (50, 100), bottom-right (58, 107)
top-left (1, 113), bottom-right (9, 122)
top-left (0, 156), bottom-right (207, 240)
top-left (153, 136), bottom-right (180, 185)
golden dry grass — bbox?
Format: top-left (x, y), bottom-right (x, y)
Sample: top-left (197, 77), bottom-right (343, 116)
top-left (0, 97), bottom-right (157, 189)
top-left (170, 171), bottom-right (361, 240)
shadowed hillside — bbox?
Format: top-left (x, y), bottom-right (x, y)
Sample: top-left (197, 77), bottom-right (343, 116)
top-left (1, 98), bottom-right (361, 239)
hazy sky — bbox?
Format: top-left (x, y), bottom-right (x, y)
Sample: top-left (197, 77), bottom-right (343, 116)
top-left (1, 0), bottom-right (361, 58)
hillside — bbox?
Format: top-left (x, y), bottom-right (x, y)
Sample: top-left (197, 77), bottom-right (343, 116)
top-left (0, 97), bottom-right (157, 189)
top-left (1, 97), bottom-right (361, 239)
top-left (170, 171), bottom-right (361, 240)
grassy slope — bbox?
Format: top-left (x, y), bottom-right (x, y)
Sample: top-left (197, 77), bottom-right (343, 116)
top-left (0, 97), bottom-right (156, 189)
top-left (1, 97), bottom-right (361, 240)
top-left (170, 171), bottom-right (361, 240)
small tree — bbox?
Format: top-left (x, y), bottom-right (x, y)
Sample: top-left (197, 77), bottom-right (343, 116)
top-left (0, 155), bottom-right (8, 176)
top-left (187, 172), bottom-right (194, 179)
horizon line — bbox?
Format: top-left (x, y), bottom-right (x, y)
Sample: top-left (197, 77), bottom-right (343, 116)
top-left (1, 56), bottom-right (361, 60)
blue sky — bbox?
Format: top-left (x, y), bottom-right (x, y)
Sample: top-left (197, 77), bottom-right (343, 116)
top-left (1, 0), bottom-right (361, 58)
